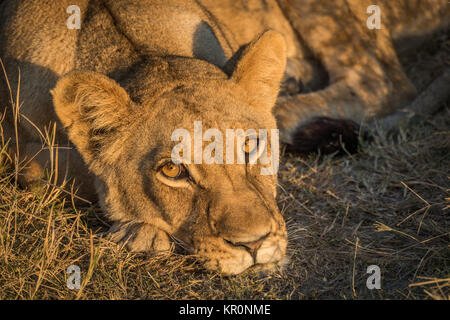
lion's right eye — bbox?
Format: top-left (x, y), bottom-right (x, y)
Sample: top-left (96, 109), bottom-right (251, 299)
top-left (160, 162), bottom-right (188, 180)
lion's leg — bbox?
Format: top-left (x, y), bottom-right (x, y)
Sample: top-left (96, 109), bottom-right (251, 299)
top-left (275, 0), bottom-right (418, 152)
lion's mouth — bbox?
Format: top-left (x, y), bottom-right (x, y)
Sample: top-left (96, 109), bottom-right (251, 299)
top-left (223, 232), bottom-right (270, 262)
top-left (199, 235), bottom-right (287, 275)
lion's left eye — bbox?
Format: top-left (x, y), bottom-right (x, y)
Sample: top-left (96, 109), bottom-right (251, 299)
top-left (243, 137), bottom-right (259, 154)
top-left (160, 162), bottom-right (188, 180)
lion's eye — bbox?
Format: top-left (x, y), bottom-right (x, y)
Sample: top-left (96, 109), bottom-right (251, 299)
top-left (160, 162), bottom-right (187, 180)
top-left (243, 137), bottom-right (259, 154)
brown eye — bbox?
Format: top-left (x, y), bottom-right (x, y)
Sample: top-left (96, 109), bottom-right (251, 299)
top-left (160, 162), bottom-right (187, 180)
top-left (243, 137), bottom-right (258, 154)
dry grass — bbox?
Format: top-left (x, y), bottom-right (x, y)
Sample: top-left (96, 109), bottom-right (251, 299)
top-left (278, 113), bottom-right (449, 299)
top-left (0, 31), bottom-right (449, 300)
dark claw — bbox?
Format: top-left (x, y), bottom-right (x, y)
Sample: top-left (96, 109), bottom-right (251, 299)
top-left (281, 77), bottom-right (304, 95)
top-left (286, 117), bottom-right (361, 155)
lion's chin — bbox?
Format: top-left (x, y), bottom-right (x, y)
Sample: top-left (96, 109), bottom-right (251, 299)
top-left (203, 256), bottom-right (288, 276)
top-left (203, 250), bottom-right (254, 275)
top-left (201, 240), bottom-right (288, 275)
top-left (248, 256), bottom-right (290, 274)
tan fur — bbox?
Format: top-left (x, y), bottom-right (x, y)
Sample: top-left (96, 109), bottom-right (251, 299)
top-left (0, 0), bottom-right (448, 274)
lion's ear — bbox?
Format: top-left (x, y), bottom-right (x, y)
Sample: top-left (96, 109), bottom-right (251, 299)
top-left (52, 71), bottom-right (134, 166)
top-left (230, 30), bottom-right (287, 112)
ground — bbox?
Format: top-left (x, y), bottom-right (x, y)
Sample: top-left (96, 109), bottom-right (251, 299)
top-left (0, 30), bottom-right (448, 300)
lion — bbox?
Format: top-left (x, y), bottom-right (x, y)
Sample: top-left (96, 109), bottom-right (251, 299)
top-left (0, 0), bottom-right (448, 275)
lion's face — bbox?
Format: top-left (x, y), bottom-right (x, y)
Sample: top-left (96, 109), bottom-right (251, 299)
top-left (52, 31), bottom-right (288, 274)
top-left (117, 80), bottom-right (287, 274)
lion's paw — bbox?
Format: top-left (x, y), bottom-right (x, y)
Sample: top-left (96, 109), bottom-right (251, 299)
top-left (109, 221), bottom-right (172, 252)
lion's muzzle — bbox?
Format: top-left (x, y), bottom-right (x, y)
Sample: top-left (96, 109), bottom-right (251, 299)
top-left (193, 189), bottom-right (287, 275)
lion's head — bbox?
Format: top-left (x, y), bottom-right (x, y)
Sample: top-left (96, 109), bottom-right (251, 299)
top-left (52, 31), bottom-right (288, 275)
